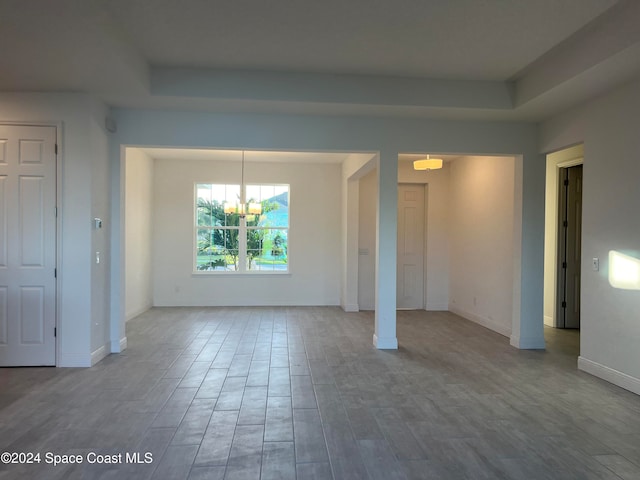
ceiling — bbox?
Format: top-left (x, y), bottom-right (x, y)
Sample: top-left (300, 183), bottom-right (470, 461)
top-left (2, 0), bottom-right (639, 121)
top-left (106, 0), bottom-right (612, 81)
top-left (136, 147), bottom-right (461, 165)
top-left (137, 147), bottom-right (364, 164)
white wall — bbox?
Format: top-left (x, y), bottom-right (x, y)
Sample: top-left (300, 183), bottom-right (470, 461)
top-left (398, 160), bottom-right (450, 310)
top-left (358, 169), bottom-right (377, 310)
top-left (358, 161), bottom-right (450, 310)
top-left (124, 148), bottom-right (154, 320)
top-left (540, 78), bottom-right (640, 395)
top-left (448, 156), bottom-right (516, 337)
top-left (110, 109), bottom-right (543, 352)
top-left (89, 99), bottom-right (111, 362)
top-left (341, 153), bottom-right (376, 311)
top-left (543, 144), bottom-right (583, 327)
top-left (0, 93), bottom-right (107, 367)
top-left (152, 156), bottom-right (342, 306)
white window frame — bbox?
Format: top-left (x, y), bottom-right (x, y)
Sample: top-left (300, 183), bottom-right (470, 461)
top-left (194, 183), bottom-right (289, 274)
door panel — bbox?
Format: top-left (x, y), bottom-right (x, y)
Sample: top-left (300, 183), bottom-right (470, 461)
top-left (0, 287), bottom-right (7, 345)
top-left (0, 176), bottom-right (6, 267)
top-left (19, 139), bottom-right (45, 165)
top-left (21, 287), bottom-right (45, 344)
top-left (0, 125), bottom-right (56, 366)
top-left (20, 176), bottom-right (46, 266)
top-left (397, 184), bottom-right (425, 309)
top-left (557, 165), bottom-right (582, 329)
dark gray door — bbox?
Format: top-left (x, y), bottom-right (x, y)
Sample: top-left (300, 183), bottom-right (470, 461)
top-left (557, 165), bottom-right (582, 329)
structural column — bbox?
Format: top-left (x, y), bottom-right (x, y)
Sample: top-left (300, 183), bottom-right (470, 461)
top-left (374, 151), bottom-right (398, 349)
top-left (511, 151), bottom-right (546, 349)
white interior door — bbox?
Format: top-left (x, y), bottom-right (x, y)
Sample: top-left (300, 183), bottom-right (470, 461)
top-left (0, 125), bottom-right (57, 366)
top-left (397, 184), bottom-right (425, 309)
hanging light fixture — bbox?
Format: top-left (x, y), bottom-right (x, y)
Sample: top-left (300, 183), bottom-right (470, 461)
top-left (413, 154), bottom-right (443, 171)
top-left (223, 150), bottom-right (262, 218)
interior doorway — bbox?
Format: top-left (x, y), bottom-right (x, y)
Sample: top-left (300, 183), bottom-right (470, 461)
top-left (557, 165), bottom-right (583, 328)
top-left (397, 183), bottom-right (426, 309)
top-left (543, 144), bottom-right (583, 331)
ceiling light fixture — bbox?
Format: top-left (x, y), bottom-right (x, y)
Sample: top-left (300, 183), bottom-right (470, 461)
top-left (413, 154), bottom-right (443, 171)
top-left (223, 150), bottom-right (262, 218)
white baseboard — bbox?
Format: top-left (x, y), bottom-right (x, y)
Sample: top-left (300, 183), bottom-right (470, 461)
top-left (510, 335), bottom-right (546, 350)
top-left (110, 336), bottom-right (127, 354)
top-left (373, 334), bottom-right (398, 350)
top-left (342, 303), bottom-right (359, 312)
top-left (449, 305), bottom-right (511, 338)
top-left (544, 315), bottom-right (554, 327)
top-left (425, 302), bottom-right (449, 311)
top-left (578, 356), bottom-right (640, 396)
top-left (91, 345), bottom-right (108, 366)
top-left (126, 303), bottom-right (152, 322)
top-left (58, 353), bottom-right (91, 368)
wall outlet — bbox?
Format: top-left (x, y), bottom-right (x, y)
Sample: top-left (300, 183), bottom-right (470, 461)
top-left (592, 257), bottom-right (599, 271)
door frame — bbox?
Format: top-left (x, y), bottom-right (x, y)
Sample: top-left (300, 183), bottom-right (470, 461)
top-left (556, 163), bottom-right (583, 329)
top-left (0, 121), bottom-right (61, 366)
top-left (543, 151), bottom-right (583, 329)
top-left (396, 182), bottom-right (428, 310)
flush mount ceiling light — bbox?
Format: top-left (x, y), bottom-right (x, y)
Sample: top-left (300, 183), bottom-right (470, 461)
top-left (413, 154), bottom-right (443, 171)
top-left (223, 150), bottom-right (262, 218)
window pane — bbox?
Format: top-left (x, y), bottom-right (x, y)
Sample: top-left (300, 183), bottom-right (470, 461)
top-left (263, 196), bottom-right (288, 227)
top-left (246, 184), bottom-right (260, 203)
top-left (219, 228), bottom-right (238, 250)
top-left (225, 184), bottom-right (240, 204)
top-left (196, 203), bottom-right (212, 226)
top-left (195, 183), bottom-right (288, 273)
top-left (196, 228), bottom-right (241, 271)
top-left (273, 185), bottom-right (288, 197)
top-left (224, 210), bottom-right (240, 227)
top-left (196, 228), bottom-right (214, 270)
top-left (197, 184), bottom-right (241, 227)
top-left (196, 184), bottom-right (212, 226)
top-left (246, 228), bottom-right (265, 271)
top-left (210, 184), bottom-right (226, 202)
top-left (225, 248), bottom-right (239, 271)
top-left (247, 229), bottom-right (288, 271)
top-left (254, 185), bottom-right (289, 228)
top-left (196, 184), bottom-right (212, 202)
top-left (260, 185), bottom-right (274, 201)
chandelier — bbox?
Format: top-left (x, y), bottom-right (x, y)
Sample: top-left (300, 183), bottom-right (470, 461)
top-left (223, 150), bottom-right (262, 217)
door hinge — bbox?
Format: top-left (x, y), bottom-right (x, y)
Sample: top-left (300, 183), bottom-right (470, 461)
top-left (54, 268), bottom-right (57, 278)
top-left (54, 327), bottom-right (57, 337)
top-left (563, 220), bottom-right (568, 227)
top-left (55, 144), bottom-right (58, 155)
top-left (54, 206), bottom-right (57, 217)
top-left (562, 261), bottom-right (567, 269)
top-left (561, 301), bottom-right (567, 308)
top-left (564, 178), bottom-right (569, 186)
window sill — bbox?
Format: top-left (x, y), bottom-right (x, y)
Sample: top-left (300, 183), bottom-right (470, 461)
top-left (192, 271), bottom-right (291, 277)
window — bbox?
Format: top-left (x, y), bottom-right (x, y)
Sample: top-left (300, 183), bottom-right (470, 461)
top-left (195, 183), bottom-right (289, 273)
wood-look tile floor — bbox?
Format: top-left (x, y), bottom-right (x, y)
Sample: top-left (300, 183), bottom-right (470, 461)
top-left (1, 307), bottom-right (640, 479)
